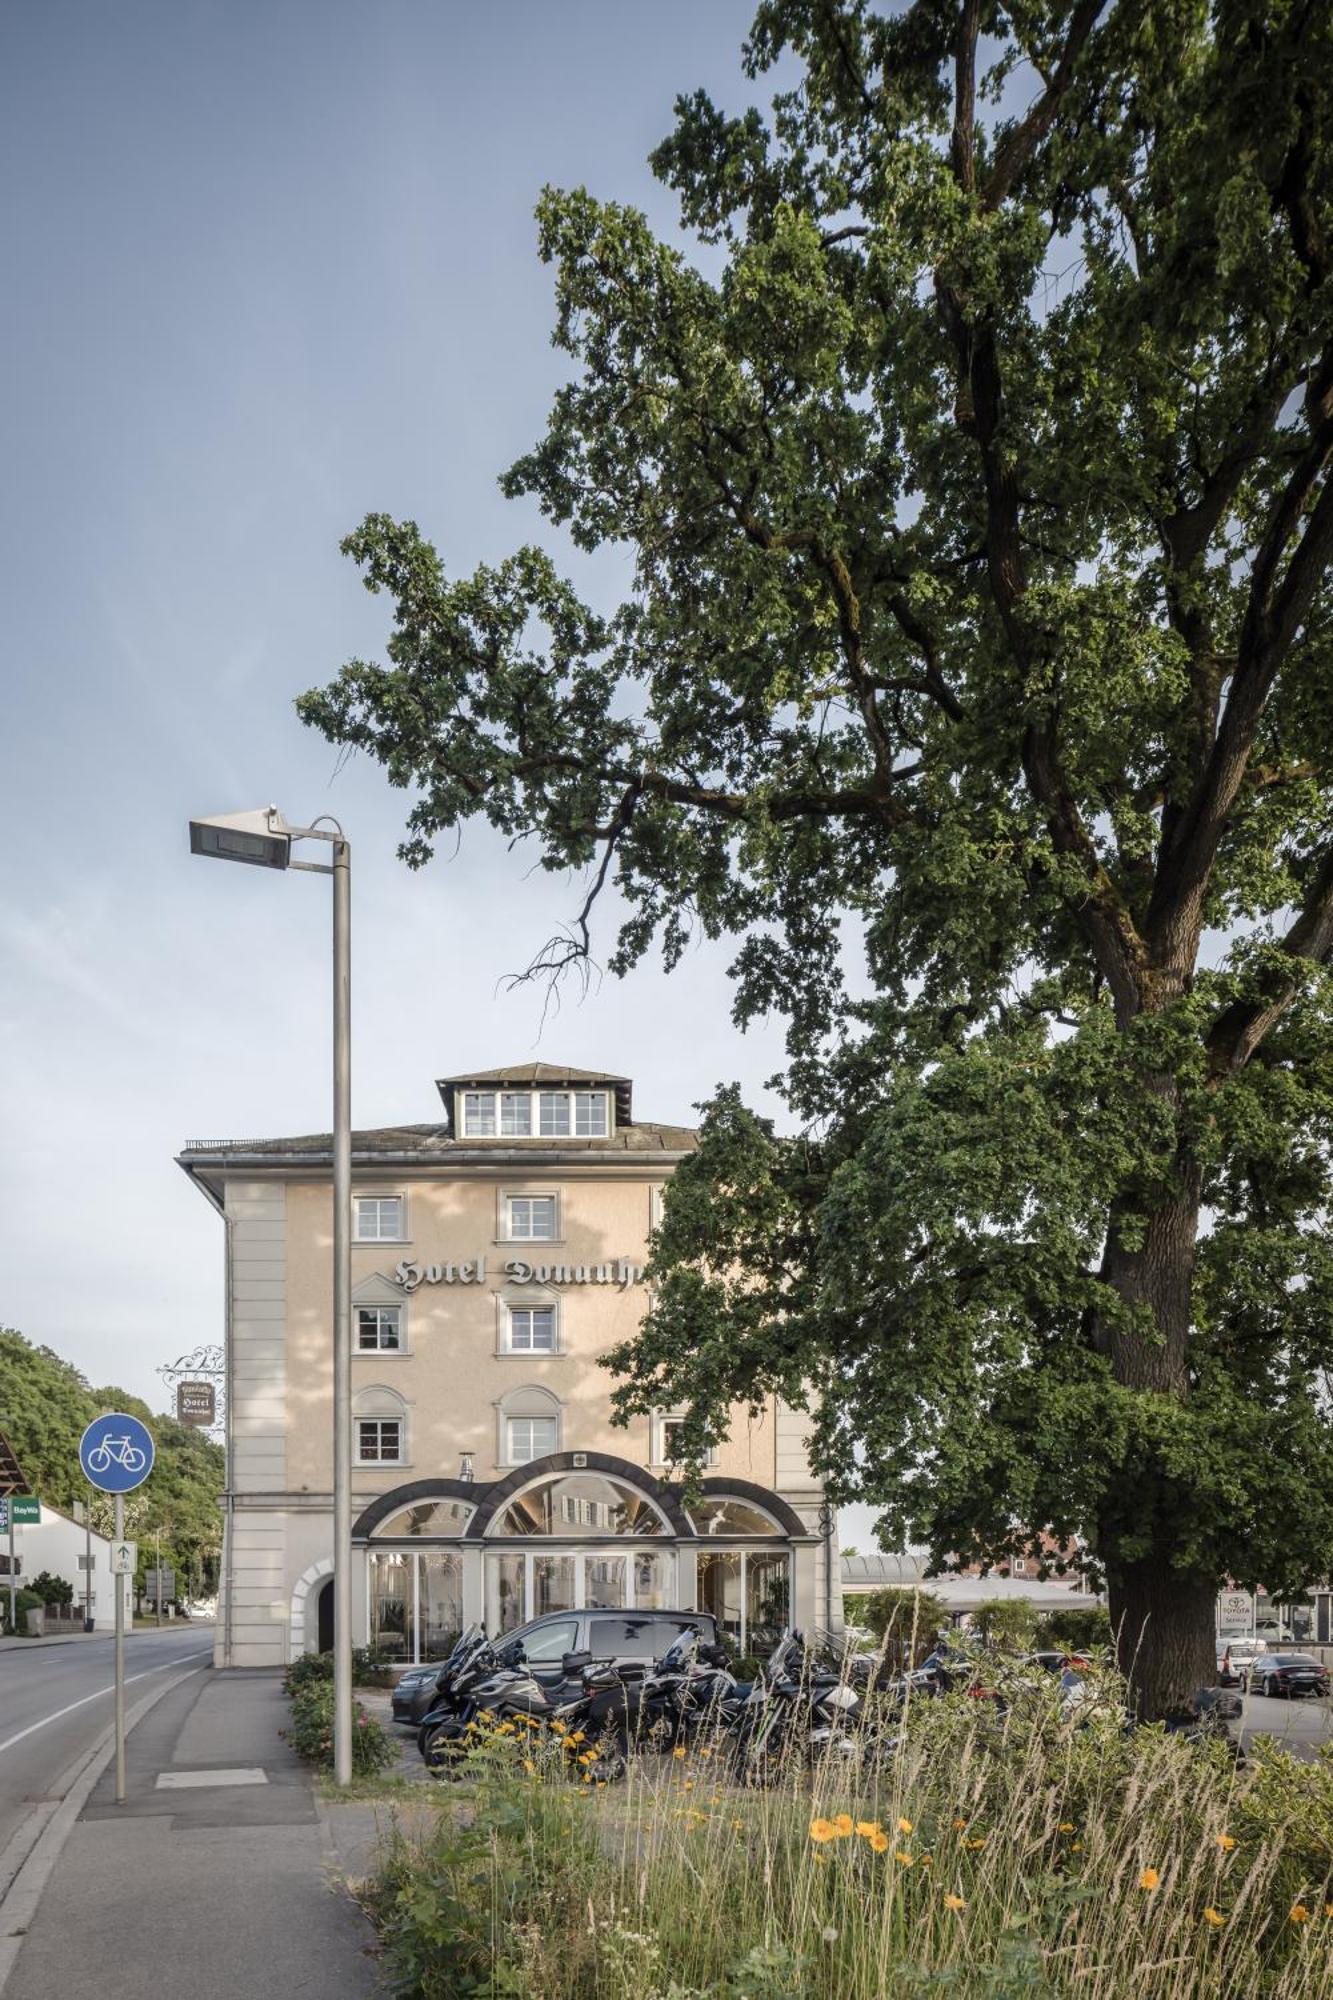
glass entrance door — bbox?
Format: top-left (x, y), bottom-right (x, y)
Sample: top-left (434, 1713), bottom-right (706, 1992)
top-left (489, 1548), bottom-right (675, 1630)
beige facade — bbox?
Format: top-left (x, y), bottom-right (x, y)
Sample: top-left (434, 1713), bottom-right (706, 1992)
top-left (181, 1063), bottom-right (838, 1669)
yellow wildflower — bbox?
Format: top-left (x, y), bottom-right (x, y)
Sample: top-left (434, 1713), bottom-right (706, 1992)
top-left (1204, 1908), bottom-right (1225, 1927)
top-left (895, 1851), bottom-right (914, 1867)
top-left (1291, 1905), bottom-right (1310, 1924)
top-left (522, 1759), bottom-right (536, 1775)
top-left (965, 1838), bottom-right (987, 1851)
top-left (1071, 1842), bottom-right (1083, 1853)
top-left (672, 1746), bottom-right (688, 1760)
top-left (943, 1894), bottom-right (966, 1912)
top-left (952, 1817), bottom-right (969, 1831)
top-left (1216, 1834), bottom-right (1236, 1851)
top-left (1139, 1869), bottom-right (1160, 1892)
top-left (833, 1814), bottom-right (854, 1838)
top-left (810, 1819), bottom-right (838, 1843)
top-left (868, 1831), bottom-right (889, 1854)
top-left (1058, 1822), bottom-right (1075, 1833)
top-left (856, 1821), bottom-right (882, 1840)
top-left (1325, 1903), bottom-right (1333, 1920)
top-left (897, 1817), bottom-right (914, 1835)
top-left (683, 1780), bottom-right (694, 1792)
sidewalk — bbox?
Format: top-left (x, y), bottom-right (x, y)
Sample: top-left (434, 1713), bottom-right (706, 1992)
top-left (5, 1670), bottom-right (383, 1998)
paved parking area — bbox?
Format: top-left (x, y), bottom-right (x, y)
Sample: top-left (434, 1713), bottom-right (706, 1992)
top-left (1238, 1689), bottom-right (1333, 1760)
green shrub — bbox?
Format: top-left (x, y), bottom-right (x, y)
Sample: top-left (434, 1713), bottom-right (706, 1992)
top-left (969, 1596), bottom-right (1040, 1650)
top-left (1037, 1606), bottom-right (1113, 1652)
top-left (281, 1644), bottom-right (394, 1697)
top-left (285, 1678), bottom-right (395, 1777)
top-left (30, 1571), bottom-right (74, 1608)
top-left (0, 1588), bottom-right (44, 1636)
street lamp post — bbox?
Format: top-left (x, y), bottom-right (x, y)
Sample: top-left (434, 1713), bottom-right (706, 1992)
top-left (189, 804), bottom-right (354, 1787)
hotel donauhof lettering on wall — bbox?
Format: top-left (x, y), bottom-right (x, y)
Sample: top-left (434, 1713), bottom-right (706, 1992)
top-left (394, 1256), bottom-right (646, 1292)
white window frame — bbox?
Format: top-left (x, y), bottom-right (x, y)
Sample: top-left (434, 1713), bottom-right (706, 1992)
top-left (462, 1090), bottom-right (497, 1137)
top-left (356, 1304), bottom-right (405, 1354)
top-left (506, 1415), bottom-right (559, 1465)
top-left (356, 1417), bottom-right (404, 1465)
top-left (504, 1303), bottom-right (558, 1355)
top-left (497, 1290), bottom-right (561, 1357)
top-left (353, 1384), bottom-right (411, 1467)
top-left (353, 1192), bottom-right (408, 1243)
top-left (499, 1190), bottom-right (561, 1242)
top-left (495, 1385), bottom-right (563, 1466)
top-left (651, 1410), bottom-right (718, 1470)
top-left (459, 1087), bottom-right (613, 1140)
top-left (500, 1091), bottom-right (532, 1136)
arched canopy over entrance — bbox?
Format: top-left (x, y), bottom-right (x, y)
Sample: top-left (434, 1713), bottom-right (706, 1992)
top-left (354, 1454), bottom-right (811, 1661)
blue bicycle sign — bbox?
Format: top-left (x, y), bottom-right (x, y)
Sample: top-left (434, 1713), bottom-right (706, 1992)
top-left (79, 1413), bottom-right (155, 1493)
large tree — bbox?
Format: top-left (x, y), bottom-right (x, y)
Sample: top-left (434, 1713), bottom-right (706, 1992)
top-left (299, 0), bottom-right (1333, 1713)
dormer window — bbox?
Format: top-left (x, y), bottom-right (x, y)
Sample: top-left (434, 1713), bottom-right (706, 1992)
top-left (461, 1088), bottom-right (610, 1139)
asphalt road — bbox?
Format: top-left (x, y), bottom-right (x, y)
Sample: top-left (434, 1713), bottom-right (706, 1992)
top-left (0, 1626), bottom-right (214, 1887)
top-left (1238, 1686), bottom-right (1333, 1760)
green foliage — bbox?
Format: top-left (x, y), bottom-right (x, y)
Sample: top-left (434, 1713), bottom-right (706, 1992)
top-left (368, 1673), bottom-right (1333, 1998)
top-left (1, 1589), bottom-right (44, 1636)
top-left (282, 1646), bottom-right (395, 1695)
top-left (298, 1), bottom-right (1333, 1707)
top-left (285, 1679), bottom-right (395, 1777)
top-left (29, 1571), bottom-right (73, 1608)
top-left (970, 1598), bottom-right (1040, 1652)
top-left (0, 1329), bottom-right (223, 1587)
top-left (859, 1586), bottom-right (950, 1645)
top-left (1036, 1607), bottom-right (1113, 1653)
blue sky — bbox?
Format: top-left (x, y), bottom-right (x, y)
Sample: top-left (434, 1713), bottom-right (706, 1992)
top-left (0, 1), bottom-right (880, 1547)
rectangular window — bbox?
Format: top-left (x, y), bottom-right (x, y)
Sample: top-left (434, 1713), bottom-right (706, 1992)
top-left (507, 1416), bottom-right (557, 1463)
top-left (354, 1196), bottom-right (403, 1241)
top-left (357, 1419), bottom-right (403, 1463)
top-left (500, 1092), bottom-right (532, 1136)
top-left (463, 1091), bottom-right (496, 1136)
top-left (506, 1194), bottom-right (557, 1241)
top-left (357, 1306), bottom-right (402, 1352)
top-left (507, 1306), bottom-right (556, 1352)
top-left (1012, 1558), bottom-right (1027, 1575)
top-left (538, 1092), bottom-right (571, 1136)
top-left (659, 1415), bottom-right (717, 1468)
top-left (574, 1091), bottom-right (608, 1136)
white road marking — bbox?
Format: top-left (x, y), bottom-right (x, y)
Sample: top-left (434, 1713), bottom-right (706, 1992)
top-left (0, 1648), bottom-right (212, 1760)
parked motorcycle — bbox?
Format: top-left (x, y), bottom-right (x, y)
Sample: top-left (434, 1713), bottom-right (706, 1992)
top-left (729, 1629), bottom-right (862, 1782)
top-left (419, 1633), bottom-right (643, 1780)
top-left (637, 1629), bottom-right (752, 1751)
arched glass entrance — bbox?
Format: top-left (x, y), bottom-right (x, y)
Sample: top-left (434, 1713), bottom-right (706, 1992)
top-left (485, 1471), bottom-right (674, 1631)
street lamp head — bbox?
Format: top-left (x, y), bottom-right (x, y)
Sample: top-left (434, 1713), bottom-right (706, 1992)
top-left (188, 806), bottom-right (292, 870)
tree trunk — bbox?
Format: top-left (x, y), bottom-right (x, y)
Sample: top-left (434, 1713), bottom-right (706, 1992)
top-left (1106, 1560), bottom-right (1217, 1720)
top-left (1095, 1150), bottom-right (1216, 1717)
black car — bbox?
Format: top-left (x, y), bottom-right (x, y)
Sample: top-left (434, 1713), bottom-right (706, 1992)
top-left (391, 1608), bottom-right (720, 1724)
top-left (1246, 1652), bottom-right (1331, 1699)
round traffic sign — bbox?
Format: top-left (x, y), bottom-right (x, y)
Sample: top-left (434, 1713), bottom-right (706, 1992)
top-left (78, 1412), bottom-right (155, 1493)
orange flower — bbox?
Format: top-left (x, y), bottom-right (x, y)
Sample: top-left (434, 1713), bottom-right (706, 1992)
top-left (868, 1831), bottom-right (889, 1854)
top-left (833, 1814), bottom-right (854, 1838)
top-left (895, 1850), bottom-right (915, 1867)
top-left (856, 1821), bottom-right (882, 1839)
top-left (965, 1837), bottom-right (987, 1851)
top-left (952, 1817), bottom-right (969, 1831)
top-left (896, 1816), bottom-right (914, 1834)
top-left (1139, 1869), bottom-right (1160, 1892)
top-left (672, 1746), bottom-right (688, 1760)
top-left (809, 1819), bottom-right (837, 1843)
top-left (1216, 1834), bottom-right (1236, 1851)
top-left (943, 1894), bottom-right (966, 1912)
top-left (1058, 1822), bottom-right (1075, 1833)
top-left (1290, 1904), bottom-right (1310, 1924)
top-left (1204, 1908), bottom-right (1225, 1927)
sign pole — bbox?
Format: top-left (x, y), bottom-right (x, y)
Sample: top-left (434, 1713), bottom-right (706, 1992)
top-left (85, 1496), bottom-right (93, 1630)
top-left (114, 1492), bottom-right (126, 1803)
top-left (6, 1511), bottom-right (14, 1635)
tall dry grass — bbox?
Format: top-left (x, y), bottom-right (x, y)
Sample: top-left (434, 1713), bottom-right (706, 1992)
top-left (371, 1662), bottom-right (1333, 1997)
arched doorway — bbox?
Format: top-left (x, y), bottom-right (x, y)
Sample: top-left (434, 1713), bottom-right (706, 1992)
top-left (315, 1577), bottom-right (333, 1653)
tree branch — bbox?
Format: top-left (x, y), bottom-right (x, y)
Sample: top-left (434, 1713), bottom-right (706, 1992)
top-left (982, 0), bottom-right (1108, 211)
top-left (1207, 847), bottom-right (1333, 1075)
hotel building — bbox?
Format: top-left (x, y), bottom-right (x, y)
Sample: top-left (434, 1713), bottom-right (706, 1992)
top-left (178, 1062), bottom-right (839, 1668)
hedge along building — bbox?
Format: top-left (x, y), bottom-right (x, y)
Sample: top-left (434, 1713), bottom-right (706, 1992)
top-left (177, 1062), bottom-right (837, 1668)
